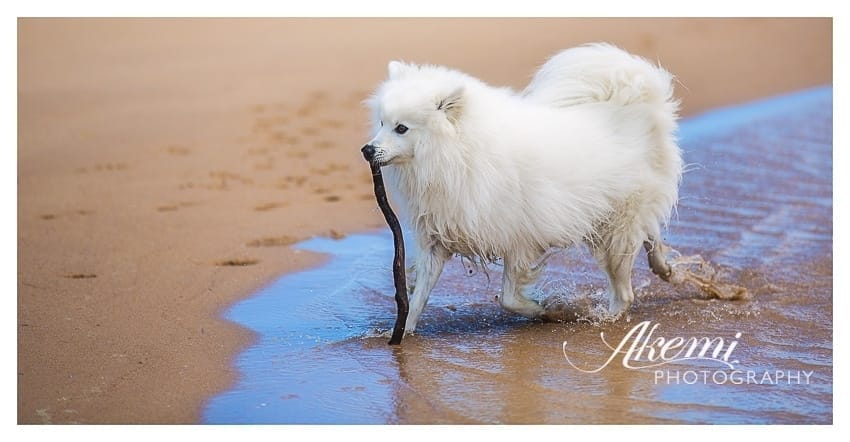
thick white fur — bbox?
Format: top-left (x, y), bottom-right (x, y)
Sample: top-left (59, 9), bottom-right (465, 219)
top-left (365, 43), bottom-right (682, 333)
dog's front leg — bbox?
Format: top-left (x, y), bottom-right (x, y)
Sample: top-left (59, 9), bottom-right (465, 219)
top-left (404, 246), bottom-right (450, 334)
top-left (499, 256), bottom-right (546, 319)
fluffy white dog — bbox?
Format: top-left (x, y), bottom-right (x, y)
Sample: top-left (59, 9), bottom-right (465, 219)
top-left (363, 43), bottom-right (682, 333)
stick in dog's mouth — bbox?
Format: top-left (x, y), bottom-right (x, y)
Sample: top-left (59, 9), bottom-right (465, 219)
top-left (361, 144), bottom-right (409, 345)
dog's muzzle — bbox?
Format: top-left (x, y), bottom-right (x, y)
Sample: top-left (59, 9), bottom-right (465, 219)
top-left (362, 144), bottom-right (395, 166)
top-left (361, 144), bottom-right (377, 162)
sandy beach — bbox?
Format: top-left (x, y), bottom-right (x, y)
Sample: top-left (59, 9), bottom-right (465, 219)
top-left (17, 18), bottom-right (831, 424)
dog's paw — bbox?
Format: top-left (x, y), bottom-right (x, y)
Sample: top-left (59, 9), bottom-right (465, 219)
top-left (606, 297), bottom-right (632, 319)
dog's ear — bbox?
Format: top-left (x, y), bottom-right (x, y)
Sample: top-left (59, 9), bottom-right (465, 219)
top-left (388, 61), bottom-right (410, 79)
top-left (437, 87), bottom-right (464, 124)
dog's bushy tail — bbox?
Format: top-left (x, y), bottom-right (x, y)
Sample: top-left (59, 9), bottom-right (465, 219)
top-left (524, 43), bottom-right (682, 240)
top-left (522, 43), bottom-right (678, 113)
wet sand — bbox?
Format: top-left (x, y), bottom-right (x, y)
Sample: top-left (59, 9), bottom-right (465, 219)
top-left (17, 18), bottom-right (832, 423)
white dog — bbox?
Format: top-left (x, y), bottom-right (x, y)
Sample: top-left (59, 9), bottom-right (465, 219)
top-left (363, 43), bottom-right (682, 334)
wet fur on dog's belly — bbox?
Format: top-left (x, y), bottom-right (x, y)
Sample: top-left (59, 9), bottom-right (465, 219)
top-left (415, 210), bottom-right (592, 265)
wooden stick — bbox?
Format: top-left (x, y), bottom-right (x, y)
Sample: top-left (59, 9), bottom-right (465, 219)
top-left (363, 150), bottom-right (408, 345)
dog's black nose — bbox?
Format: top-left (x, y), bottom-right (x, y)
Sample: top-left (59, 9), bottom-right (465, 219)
top-left (361, 144), bottom-right (376, 162)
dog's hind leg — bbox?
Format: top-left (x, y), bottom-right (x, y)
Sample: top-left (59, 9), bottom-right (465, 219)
top-left (589, 229), bottom-right (642, 317)
top-left (499, 255), bottom-right (546, 319)
top-left (644, 237), bottom-right (672, 282)
top-left (404, 245), bottom-right (450, 334)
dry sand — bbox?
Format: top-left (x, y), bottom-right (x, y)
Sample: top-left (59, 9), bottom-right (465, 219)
top-left (17, 18), bottom-right (832, 423)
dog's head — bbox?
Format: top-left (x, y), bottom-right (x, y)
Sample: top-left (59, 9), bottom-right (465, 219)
top-left (363, 61), bottom-right (465, 166)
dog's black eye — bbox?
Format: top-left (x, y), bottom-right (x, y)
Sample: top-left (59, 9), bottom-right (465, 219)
top-left (394, 124), bottom-right (408, 135)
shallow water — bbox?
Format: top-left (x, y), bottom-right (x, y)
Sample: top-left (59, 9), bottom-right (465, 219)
top-left (204, 87), bottom-right (832, 424)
